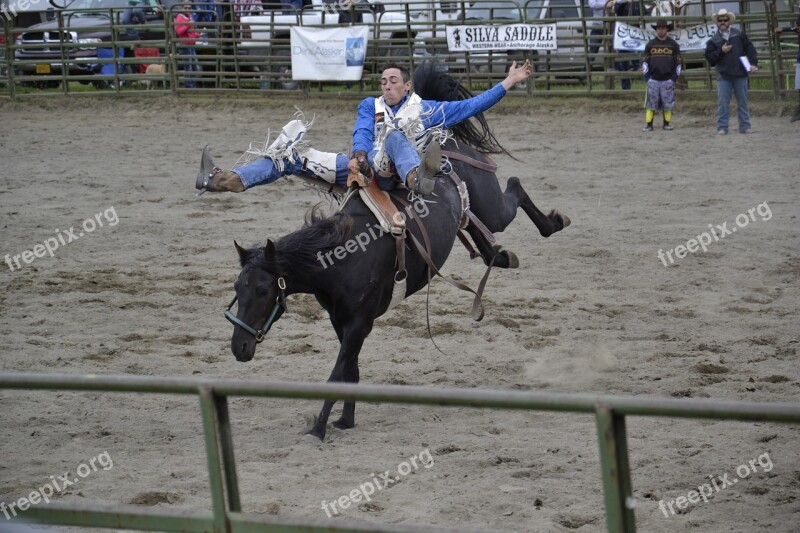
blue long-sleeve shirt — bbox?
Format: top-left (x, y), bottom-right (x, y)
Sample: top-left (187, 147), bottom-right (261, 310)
top-left (351, 83), bottom-right (507, 156)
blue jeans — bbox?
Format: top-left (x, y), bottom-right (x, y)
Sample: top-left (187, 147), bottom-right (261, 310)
top-left (716, 76), bottom-right (751, 133)
top-left (588, 28), bottom-right (603, 61)
top-left (178, 47), bottom-right (200, 88)
top-left (370, 130), bottom-right (421, 192)
top-left (234, 154), bottom-right (349, 190)
top-left (615, 53), bottom-right (640, 90)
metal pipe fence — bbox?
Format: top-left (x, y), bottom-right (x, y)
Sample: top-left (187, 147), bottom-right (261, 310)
top-left (1, 371), bottom-right (799, 532)
top-left (1, 0), bottom-right (797, 99)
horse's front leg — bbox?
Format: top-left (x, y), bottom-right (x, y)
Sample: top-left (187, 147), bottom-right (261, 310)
top-left (332, 354), bottom-right (359, 430)
top-left (306, 320), bottom-right (371, 442)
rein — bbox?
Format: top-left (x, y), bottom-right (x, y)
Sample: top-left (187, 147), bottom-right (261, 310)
top-left (441, 149), bottom-right (498, 173)
top-left (393, 192), bottom-right (488, 322)
top-left (224, 276), bottom-right (287, 343)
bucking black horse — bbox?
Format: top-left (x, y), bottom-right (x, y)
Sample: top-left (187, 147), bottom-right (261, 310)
top-left (228, 63), bottom-right (570, 441)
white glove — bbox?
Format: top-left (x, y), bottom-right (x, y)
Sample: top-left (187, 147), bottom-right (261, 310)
top-left (642, 62), bottom-right (649, 74)
top-left (676, 64), bottom-right (682, 77)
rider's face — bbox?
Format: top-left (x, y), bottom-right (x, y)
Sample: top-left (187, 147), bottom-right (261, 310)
top-left (381, 68), bottom-right (411, 106)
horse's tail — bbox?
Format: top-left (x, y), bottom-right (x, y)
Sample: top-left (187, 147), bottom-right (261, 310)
top-left (412, 61), bottom-right (512, 158)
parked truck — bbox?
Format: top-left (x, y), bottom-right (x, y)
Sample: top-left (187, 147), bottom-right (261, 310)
top-left (12, 0), bottom-right (171, 87)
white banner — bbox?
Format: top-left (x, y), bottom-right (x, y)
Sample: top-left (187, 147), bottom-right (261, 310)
top-left (446, 24), bottom-right (558, 52)
top-left (613, 22), bottom-right (719, 52)
top-left (290, 26), bottom-right (368, 81)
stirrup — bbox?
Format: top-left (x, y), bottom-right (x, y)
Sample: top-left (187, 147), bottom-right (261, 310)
top-left (196, 145), bottom-right (220, 193)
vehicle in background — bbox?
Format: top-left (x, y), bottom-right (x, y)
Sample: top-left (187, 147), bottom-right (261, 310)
top-left (13, 0), bottom-right (169, 87)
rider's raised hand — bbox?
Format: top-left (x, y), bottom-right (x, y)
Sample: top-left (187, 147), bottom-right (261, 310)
top-left (502, 59), bottom-right (533, 91)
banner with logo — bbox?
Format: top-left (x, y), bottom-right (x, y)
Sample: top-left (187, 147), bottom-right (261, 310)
top-left (446, 24), bottom-right (558, 52)
top-left (613, 22), bottom-right (719, 52)
top-left (290, 26), bottom-right (368, 81)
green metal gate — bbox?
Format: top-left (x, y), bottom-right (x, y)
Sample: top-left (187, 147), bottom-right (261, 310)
top-left (1, 372), bottom-right (798, 532)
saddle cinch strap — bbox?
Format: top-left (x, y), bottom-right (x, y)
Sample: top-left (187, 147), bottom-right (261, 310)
top-left (357, 185), bottom-right (408, 310)
top-left (343, 170), bottom-right (408, 311)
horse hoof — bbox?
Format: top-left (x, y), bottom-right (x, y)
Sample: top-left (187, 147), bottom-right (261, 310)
top-left (561, 214), bottom-right (571, 228)
top-left (302, 433), bottom-right (324, 444)
top-left (505, 251), bottom-right (520, 269)
top-left (332, 419), bottom-right (354, 430)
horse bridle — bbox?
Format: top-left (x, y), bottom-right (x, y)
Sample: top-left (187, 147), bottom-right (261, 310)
top-left (224, 277), bottom-right (287, 343)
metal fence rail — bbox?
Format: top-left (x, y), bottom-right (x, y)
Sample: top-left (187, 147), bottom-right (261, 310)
top-left (1, 372), bottom-right (799, 532)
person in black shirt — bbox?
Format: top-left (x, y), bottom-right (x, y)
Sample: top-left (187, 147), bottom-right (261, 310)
top-left (642, 19), bottom-right (682, 131)
top-left (775, 14), bottom-right (800, 122)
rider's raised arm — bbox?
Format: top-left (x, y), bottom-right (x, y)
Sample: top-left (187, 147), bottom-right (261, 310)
top-left (420, 84), bottom-right (506, 130)
top-left (419, 59), bottom-right (531, 129)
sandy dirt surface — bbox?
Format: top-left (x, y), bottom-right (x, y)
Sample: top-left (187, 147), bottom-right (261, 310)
top-left (0, 96), bottom-right (798, 532)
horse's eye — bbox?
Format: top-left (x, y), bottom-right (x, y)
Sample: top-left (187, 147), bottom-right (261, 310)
top-left (256, 286), bottom-right (270, 297)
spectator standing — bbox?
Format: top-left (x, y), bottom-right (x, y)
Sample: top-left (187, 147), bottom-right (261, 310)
top-left (175, 1), bottom-right (201, 88)
top-left (233, 0), bottom-right (262, 20)
top-left (612, 0), bottom-right (641, 90)
top-left (121, 0), bottom-right (147, 39)
top-left (704, 9), bottom-right (758, 134)
top-left (642, 18), bottom-right (681, 131)
top-left (775, 14), bottom-right (800, 122)
top-left (586, 0), bottom-right (611, 61)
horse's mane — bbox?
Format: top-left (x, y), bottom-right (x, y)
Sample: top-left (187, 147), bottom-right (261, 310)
top-left (246, 206), bottom-right (353, 274)
top-left (413, 61), bottom-right (512, 158)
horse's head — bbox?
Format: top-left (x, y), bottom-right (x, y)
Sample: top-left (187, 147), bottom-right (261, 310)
top-left (227, 240), bottom-right (286, 362)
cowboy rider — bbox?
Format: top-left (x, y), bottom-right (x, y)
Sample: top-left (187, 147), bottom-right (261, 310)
top-left (196, 60), bottom-right (532, 195)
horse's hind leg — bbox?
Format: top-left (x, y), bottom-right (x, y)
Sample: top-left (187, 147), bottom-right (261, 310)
top-left (506, 177), bottom-right (571, 237)
top-left (465, 225), bottom-right (519, 269)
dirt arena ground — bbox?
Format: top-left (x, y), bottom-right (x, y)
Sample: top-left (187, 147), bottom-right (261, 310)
top-left (0, 95), bottom-right (798, 532)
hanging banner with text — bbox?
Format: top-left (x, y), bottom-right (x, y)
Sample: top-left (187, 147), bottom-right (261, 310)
top-left (290, 26), bottom-right (368, 81)
top-left (613, 21), bottom-right (719, 52)
top-left (446, 24), bottom-right (558, 52)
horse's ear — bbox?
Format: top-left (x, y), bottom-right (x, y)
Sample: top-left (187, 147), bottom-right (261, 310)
top-left (234, 240), bottom-right (249, 263)
top-left (265, 239), bottom-right (276, 257)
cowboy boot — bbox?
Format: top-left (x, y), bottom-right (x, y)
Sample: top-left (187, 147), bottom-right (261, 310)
top-left (405, 141), bottom-right (440, 196)
top-left (195, 145), bottom-right (244, 193)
